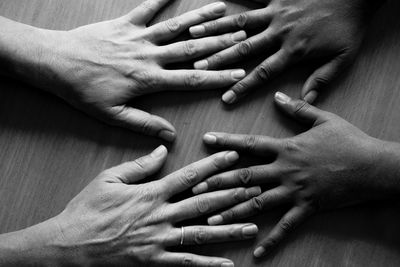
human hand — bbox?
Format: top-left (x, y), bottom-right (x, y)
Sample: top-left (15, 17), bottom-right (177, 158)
top-left (35, 0), bottom-right (248, 141)
top-left (190, 0), bottom-right (383, 104)
top-left (194, 92), bottom-right (397, 258)
top-left (31, 146), bottom-right (259, 266)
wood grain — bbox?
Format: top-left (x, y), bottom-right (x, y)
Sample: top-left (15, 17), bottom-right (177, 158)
top-left (1, 0), bottom-right (400, 266)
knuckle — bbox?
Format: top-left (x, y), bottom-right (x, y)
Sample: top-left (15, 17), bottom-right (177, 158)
top-left (293, 100), bottom-right (310, 116)
top-left (235, 13), bottom-right (248, 28)
top-left (183, 40), bottom-right (198, 57)
top-left (313, 76), bottom-right (330, 87)
top-left (194, 227), bottom-right (209, 245)
top-left (251, 196), bottom-right (264, 211)
top-left (283, 139), bottom-right (300, 153)
top-left (256, 64), bottom-right (273, 81)
top-left (208, 176), bottom-right (222, 189)
top-left (165, 18), bottom-right (181, 32)
top-left (182, 256), bottom-right (194, 267)
top-left (224, 208), bottom-right (237, 221)
top-left (244, 135), bottom-right (258, 151)
top-left (139, 71), bottom-right (159, 90)
top-left (204, 20), bottom-right (219, 32)
top-left (237, 169), bottom-right (252, 185)
top-left (209, 53), bottom-right (223, 66)
top-left (196, 197), bottom-right (211, 214)
top-left (184, 73), bottom-right (204, 87)
top-left (237, 41), bottom-right (252, 57)
top-left (280, 219), bottom-right (294, 233)
top-left (138, 115), bottom-right (155, 134)
top-left (180, 167), bottom-right (199, 186)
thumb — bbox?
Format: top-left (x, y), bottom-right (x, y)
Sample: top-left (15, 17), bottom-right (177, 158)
top-left (108, 105), bottom-right (176, 142)
top-left (104, 145), bottom-right (168, 184)
top-left (274, 92), bottom-right (330, 125)
top-left (301, 55), bottom-right (349, 104)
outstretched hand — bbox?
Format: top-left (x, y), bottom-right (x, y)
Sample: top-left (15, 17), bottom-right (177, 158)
top-left (15, 147), bottom-right (262, 266)
top-left (36, 0), bottom-right (247, 141)
top-left (194, 92), bottom-right (397, 258)
top-left (190, 0), bottom-right (382, 104)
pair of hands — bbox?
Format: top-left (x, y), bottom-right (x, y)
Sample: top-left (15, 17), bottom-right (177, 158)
top-left (20, 92), bottom-right (395, 266)
top-left (29, 0), bottom-right (382, 141)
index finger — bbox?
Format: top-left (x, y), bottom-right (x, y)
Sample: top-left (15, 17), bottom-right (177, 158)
top-left (203, 132), bottom-right (282, 156)
top-left (159, 151), bottom-right (239, 197)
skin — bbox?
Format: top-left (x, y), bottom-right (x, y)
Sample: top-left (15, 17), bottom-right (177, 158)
top-left (0, 0), bottom-right (249, 142)
top-left (193, 91), bottom-right (400, 258)
top-left (0, 146), bottom-right (263, 266)
top-left (189, 0), bottom-right (386, 104)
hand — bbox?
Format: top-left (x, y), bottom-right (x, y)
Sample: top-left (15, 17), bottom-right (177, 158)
top-left (34, 0), bottom-right (248, 141)
top-left (25, 146), bottom-right (260, 266)
top-left (193, 92), bottom-right (399, 258)
top-left (189, 0), bottom-right (383, 104)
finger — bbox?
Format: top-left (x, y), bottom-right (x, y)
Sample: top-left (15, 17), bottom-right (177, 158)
top-left (103, 145), bottom-right (167, 184)
top-left (193, 164), bottom-right (282, 194)
top-left (126, 0), bottom-right (172, 25)
top-left (159, 69), bottom-right (246, 90)
top-left (157, 31), bottom-right (247, 64)
top-left (189, 8), bottom-right (272, 38)
top-left (167, 187), bottom-right (261, 222)
top-left (222, 49), bottom-right (291, 104)
top-left (194, 29), bottom-right (278, 70)
top-left (159, 151), bottom-right (239, 197)
top-left (203, 132), bottom-right (281, 157)
top-left (207, 186), bottom-right (291, 225)
top-left (253, 206), bottom-right (313, 258)
top-left (301, 55), bottom-right (350, 104)
top-left (148, 2), bottom-right (227, 43)
top-left (164, 224), bottom-right (258, 246)
top-left (157, 252), bottom-right (234, 267)
top-left (107, 105), bottom-right (176, 142)
top-left (274, 91), bottom-right (332, 125)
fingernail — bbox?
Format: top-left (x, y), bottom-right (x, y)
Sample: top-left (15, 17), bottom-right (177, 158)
top-left (194, 60), bottom-right (208, 70)
top-left (222, 91), bottom-right (237, 104)
top-left (242, 224), bottom-right (258, 237)
top-left (232, 31), bottom-right (247, 42)
top-left (192, 182), bottom-right (208, 194)
top-left (221, 262), bottom-right (234, 267)
top-left (275, 91), bottom-right (291, 104)
top-left (151, 145), bottom-right (167, 157)
top-left (208, 215), bottom-right (223, 225)
top-left (158, 130), bottom-right (176, 142)
top-left (190, 25), bottom-right (205, 37)
top-left (246, 186), bottom-right (262, 197)
top-left (203, 133), bottom-right (217, 144)
top-left (212, 2), bottom-right (226, 14)
top-left (304, 90), bottom-right (318, 104)
top-left (231, 69), bottom-right (246, 80)
top-left (254, 246), bottom-right (266, 258)
top-left (225, 151), bottom-right (239, 163)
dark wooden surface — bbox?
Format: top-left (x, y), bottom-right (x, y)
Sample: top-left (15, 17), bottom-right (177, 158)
top-left (1, 0), bottom-right (400, 266)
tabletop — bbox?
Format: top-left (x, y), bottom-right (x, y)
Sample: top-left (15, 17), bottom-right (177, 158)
top-left (1, 0), bottom-right (400, 266)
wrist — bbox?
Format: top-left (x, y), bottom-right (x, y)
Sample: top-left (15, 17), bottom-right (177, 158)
top-left (0, 218), bottom-right (70, 266)
top-left (366, 139), bottom-right (400, 199)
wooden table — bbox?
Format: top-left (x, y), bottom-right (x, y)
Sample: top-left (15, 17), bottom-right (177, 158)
top-left (1, 0), bottom-right (400, 266)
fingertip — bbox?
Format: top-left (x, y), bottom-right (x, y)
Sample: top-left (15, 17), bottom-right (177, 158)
top-left (192, 182), bottom-right (208, 194)
top-left (151, 145), bottom-right (168, 158)
top-left (253, 246), bottom-right (266, 258)
top-left (158, 130), bottom-right (176, 142)
top-left (190, 25), bottom-right (206, 38)
top-left (222, 90), bottom-right (237, 104)
top-left (225, 151), bottom-right (239, 163)
top-left (203, 133), bottom-right (217, 145)
top-left (208, 215), bottom-right (223, 225)
top-left (274, 91), bottom-right (291, 105)
top-left (304, 90), bottom-right (318, 104)
top-left (194, 59), bottom-right (208, 70)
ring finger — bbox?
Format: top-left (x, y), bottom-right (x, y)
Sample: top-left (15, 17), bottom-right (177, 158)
top-left (164, 224), bottom-right (259, 246)
top-left (157, 31), bottom-right (247, 64)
